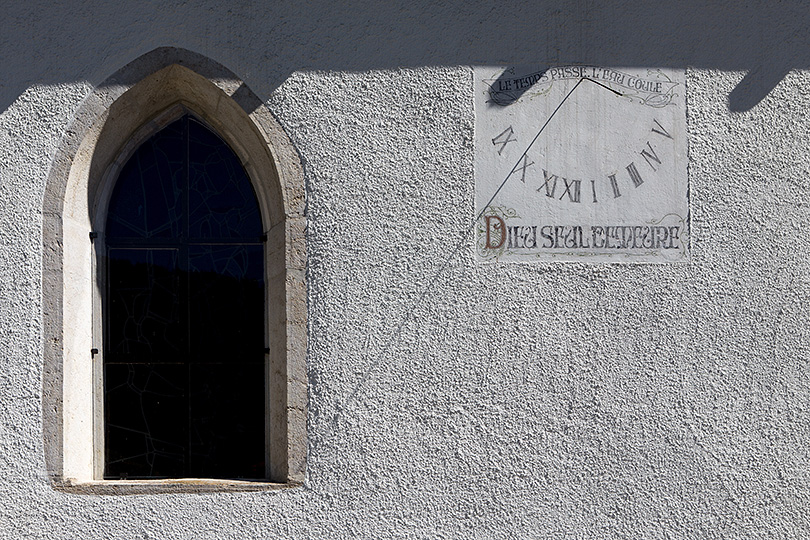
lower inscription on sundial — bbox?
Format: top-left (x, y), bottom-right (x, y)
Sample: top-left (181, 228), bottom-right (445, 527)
top-left (474, 65), bottom-right (689, 262)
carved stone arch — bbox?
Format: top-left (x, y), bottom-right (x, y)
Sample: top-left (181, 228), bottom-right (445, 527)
top-left (43, 48), bottom-right (306, 489)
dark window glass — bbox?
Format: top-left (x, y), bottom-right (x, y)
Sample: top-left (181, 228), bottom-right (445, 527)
top-left (104, 116), bottom-right (265, 480)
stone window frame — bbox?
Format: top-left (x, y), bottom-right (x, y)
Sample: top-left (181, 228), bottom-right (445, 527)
top-left (42, 48), bottom-right (306, 494)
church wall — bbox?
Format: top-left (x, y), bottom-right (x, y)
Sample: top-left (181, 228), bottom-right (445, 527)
top-left (0, 2), bottom-right (808, 538)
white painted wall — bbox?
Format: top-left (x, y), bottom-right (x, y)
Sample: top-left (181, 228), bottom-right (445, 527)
top-left (1, 1), bottom-right (809, 538)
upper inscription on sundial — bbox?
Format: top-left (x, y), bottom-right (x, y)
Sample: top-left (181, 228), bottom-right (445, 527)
top-left (474, 65), bottom-right (689, 262)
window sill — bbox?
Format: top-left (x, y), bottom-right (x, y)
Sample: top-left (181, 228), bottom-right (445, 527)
top-left (53, 477), bottom-right (301, 495)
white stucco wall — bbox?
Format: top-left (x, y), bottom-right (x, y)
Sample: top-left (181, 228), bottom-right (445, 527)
top-left (1, 2), bottom-right (809, 538)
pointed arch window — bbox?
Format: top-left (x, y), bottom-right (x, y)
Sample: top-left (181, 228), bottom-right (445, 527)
top-left (44, 56), bottom-right (306, 491)
top-left (103, 115), bottom-right (266, 479)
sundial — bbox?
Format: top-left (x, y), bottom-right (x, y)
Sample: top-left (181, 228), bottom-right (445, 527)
top-left (474, 65), bottom-right (689, 262)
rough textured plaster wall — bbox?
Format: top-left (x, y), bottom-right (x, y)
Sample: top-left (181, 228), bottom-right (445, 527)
top-left (0, 4), bottom-right (809, 539)
top-left (274, 67), bottom-right (810, 538)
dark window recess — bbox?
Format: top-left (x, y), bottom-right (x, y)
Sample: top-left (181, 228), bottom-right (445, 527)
top-left (104, 115), bottom-right (265, 480)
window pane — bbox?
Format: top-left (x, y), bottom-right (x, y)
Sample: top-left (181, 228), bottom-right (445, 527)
top-left (188, 118), bottom-right (262, 239)
top-left (189, 363), bottom-right (265, 479)
top-left (188, 244), bottom-right (264, 363)
top-left (106, 248), bottom-right (184, 364)
top-left (105, 363), bottom-right (187, 479)
top-left (106, 119), bottom-right (185, 240)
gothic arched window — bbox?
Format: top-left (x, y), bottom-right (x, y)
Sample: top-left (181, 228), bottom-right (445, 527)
top-left (103, 115), bottom-right (266, 479)
top-left (44, 56), bottom-right (306, 491)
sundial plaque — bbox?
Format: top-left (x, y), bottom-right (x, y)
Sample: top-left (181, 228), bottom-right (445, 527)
top-left (475, 65), bottom-right (688, 262)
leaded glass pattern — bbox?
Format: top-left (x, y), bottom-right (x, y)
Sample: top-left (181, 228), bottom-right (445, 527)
top-left (104, 115), bottom-right (265, 480)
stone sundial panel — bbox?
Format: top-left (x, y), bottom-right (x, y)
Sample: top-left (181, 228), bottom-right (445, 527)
top-left (474, 65), bottom-right (689, 262)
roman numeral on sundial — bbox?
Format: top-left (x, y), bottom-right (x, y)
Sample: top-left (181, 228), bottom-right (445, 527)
top-left (651, 119), bottom-right (673, 139)
top-left (537, 170), bottom-right (580, 203)
top-left (608, 174), bottom-right (621, 198)
top-left (559, 178), bottom-right (581, 203)
top-left (515, 154), bottom-right (534, 183)
top-left (626, 162), bottom-right (644, 188)
top-left (539, 169), bottom-right (557, 197)
top-left (491, 126), bottom-right (517, 155)
top-left (640, 142), bottom-right (662, 171)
